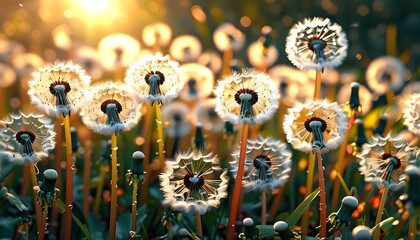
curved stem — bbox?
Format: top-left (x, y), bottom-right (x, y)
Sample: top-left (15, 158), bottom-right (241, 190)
top-left (63, 115), bottom-right (73, 240)
top-left (130, 180), bottom-right (139, 237)
top-left (109, 134), bottom-right (118, 240)
top-left (374, 187), bottom-right (389, 240)
top-left (301, 153), bottom-right (316, 237)
top-left (261, 189), bottom-right (267, 225)
top-left (28, 163), bottom-right (44, 239)
top-left (226, 123), bottom-right (249, 239)
top-left (316, 151), bottom-right (327, 238)
top-left (195, 211), bottom-right (202, 238)
top-left (154, 102), bottom-right (165, 171)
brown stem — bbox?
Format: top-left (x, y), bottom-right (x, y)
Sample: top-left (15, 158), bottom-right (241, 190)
top-left (316, 151), bottom-right (327, 238)
top-left (195, 211), bottom-right (202, 238)
top-left (28, 163), bottom-right (44, 239)
top-left (226, 123), bottom-right (249, 239)
top-left (261, 189), bottom-right (267, 225)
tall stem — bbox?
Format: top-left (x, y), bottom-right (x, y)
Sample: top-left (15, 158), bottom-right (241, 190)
top-left (63, 115), bottom-right (73, 240)
top-left (42, 204), bottom-right (49, 237)
top-left (313, 69), bottom-right (322, 99)
top-left (29, 163), bottom-right (44, 239)
top-left (374, 187), bottom-right (389, 240)
top-left (408, 207), bottom-right (419, 240)
top-left (109, 134), bottom-right (118, 240)
top-left (195, 211), bottom-right (202, 238)
top-left (226, 123), bottom-right (249, 239)
top-left (130, 180), bottom-right (139, 237)
top-left (301, 153), bottom-right (316, 237)
top-left (221, 50), bottom-right (233, 76)
top-left (154, 102), bottom-right (166, 171)
top-left (316, 151), bottom-right (327, 238)
top-left (261, 189), bottom-right (267, 225)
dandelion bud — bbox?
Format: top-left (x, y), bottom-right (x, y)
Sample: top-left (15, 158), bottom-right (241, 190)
top-left (273, 221), bottom-right (296, 239)
top-left (355, 119), bottom-right (368, 147)
top-left (38, 169), bottom-right (59, 205)
top-left (224, 121), bottom-right (235, 136)
top-left (349, 82), bottom-right (361, 114)
top-left (373, 115), bottom-right (388, 137)
top-left (242, 218), bottom-right (254, 239)
top-left (70, 126), bottom-right (79, 153)
top-left (351, 225), bottom-right (371, 240)
top-left (131, 151), bottom-right (145, 176)
top-left (193, 124), bottom-right (205, 151)
top-left (335, 196), bottom-right (358, 225)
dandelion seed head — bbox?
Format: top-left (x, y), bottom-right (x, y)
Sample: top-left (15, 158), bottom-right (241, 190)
top-left (213, 23), bottom-right (245, 52)
top-left (283, 99), bottom-right (348, 153)
top-left (402, 93), bottom-right (420, 136)
top-left (365, 56), bottom-right (406, 95)
top-left (98, 33), bottom-right (140, 70)
top-left (169, 35), bottom-right (202, 63)
top-left (159, 150), bottom-right (228, 214)
top-left (178, 63), bottom-right (214, 101)
top-left (286, 17), bottom-right (348, 71)
top-left (142, 22), bottom-right (172, 48)
top-left (213, 69), bottom-right (279, 125)
top-left (0, 112), bottom-right (55, 165)
top-left (161, 101), bottom-right (192, 137)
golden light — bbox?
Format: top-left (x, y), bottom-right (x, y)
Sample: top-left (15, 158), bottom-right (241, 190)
top-left (78, 0), bottom-right (110, 13)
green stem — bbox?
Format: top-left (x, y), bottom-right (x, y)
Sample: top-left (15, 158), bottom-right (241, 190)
top-left (109, 134), bottom-right (118, 240)
top-left (28, 163), bottom-right (44, 239)
top-left (63, 115), bottom-right (73, 240)
top-left (130, 180), bottom-right (139, 238)
top-left (374, 187), bottom-right (389, 240)
top-left (154, 102), bottom-right (166, 171)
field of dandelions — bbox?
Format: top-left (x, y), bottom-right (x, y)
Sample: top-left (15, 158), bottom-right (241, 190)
top-left (0, 11), bottom-right (420, 240)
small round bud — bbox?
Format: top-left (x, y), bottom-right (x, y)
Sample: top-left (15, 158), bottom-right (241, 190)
top-left (273, 221), bottom-right (288, 232)
top-left (43, 169), bottom-right (58, 180)
top-left (335, 196), bottom-right (359, 225)
top-left (131, 151), bottom-right (145, 176)
top-left (242, 217), bottom-right (255, 239)
top-left (352, 225), bottom-right (371, 240)
top-left (243, 218), bottom-right (254, 227)
top-left (132, 151), bottom-right (145, 160)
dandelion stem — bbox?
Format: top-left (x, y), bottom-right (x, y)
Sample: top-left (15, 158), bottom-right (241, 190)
top-left (130, 179), bottom-right (139, 237)
top-left (109, 133), bottom-right (118, 240)
top-left (374, 186), bottom-right (389, 240)
top-left (42, 204), bottom-right (49, 236)
top-left (63, 115), bottom-right (73, 240)
top-left (314, 69), bottom-right (322, 99)
top-left (221, 50), bottom-right (233, 76)
top-left (195, 210), bottom-right (202, 238)
top-left (261, 189), bottom-right (267, 225)
top-left (301, 153), bottom-right (316, 237)
top-left (386, 23), bottom-right (397, 56)
top-left (408, 207), bottom-right (419, 240)
top-left (93, 163), bottom-right (108, 216)
top-left (28, 163), bottom-right (44, 239)
top-left (226, 123), bottom-right (249, 240)
top-left (316, 151), bottom-right (327, 238)
top-left (154, 102), bottom-right (166, 171)
top-left (331, 115), bottom-right (355, 210)
top-left (24, 222), bottom-right (29, 240)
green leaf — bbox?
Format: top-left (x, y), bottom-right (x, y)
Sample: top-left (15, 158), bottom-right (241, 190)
top-left (256, 225), bottom-right (276, 239)
top-left (285, 188), bottom-right (320, 227)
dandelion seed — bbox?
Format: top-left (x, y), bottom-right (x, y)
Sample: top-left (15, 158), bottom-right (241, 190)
top-left (213, 69), bottom-right (280, 125)
top-left (28, 61), bottom-right (91, 117)
top-left (286, 17), bottom-right (348, 71)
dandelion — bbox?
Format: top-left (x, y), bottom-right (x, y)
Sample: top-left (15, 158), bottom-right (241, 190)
top-left (161, 101), bottom-right (192, 138)
top-left (51, 24), bottom-right (72, 51)
top-left (178, 63), bottom-right (214, 101)
top-left (197, 51), bottom-right (222, 74)
top-left (160, 150), bottom-right (228, 237)
top-left (97, 33), bottom-right (140, 71)
top-left (357, 133), bottom-right (417, 238)
top-left (402, 93), bottom-right (420, 136)
top-left (285, 17), bottom-right (348, 71)
top-left (125, 53), bottom-right (182, 104)
top-left (0, 39), bottom-right (25, 61)
top-left (283, 99), bottom-right (348, 153)
top-left (0, 112), bottom-right (55, 165)
top-left (28, 61), bottom-right (91, 118)
top-left (231, 136), bottom-right (292, 224)
top-left (169, 35), bottom-right (202, 63)
top-left (365, 56), bottom-right (406, 96)
top-left (283, 99), bottom-right (348, 238)
top-left (194, 98), bottom-right (225, 133)
top-left (75, 45), bottom-right (104, 80)
top-left (142, 22), bottom-right (172, 51)
top-left (0, 112), bottom-right (55, 239)
top-left (79, 81), bottom-right (142, 240)
top-left (231, 136), bottom-right (292, 192)
top-left (337, 82), bottom-right (373, 116)
top-left (214, 69), bottom-right (279, 125)
top-left (213, 22), bottom-right (246, 52)
top-left (214, 69), bottom-right (279, 238)
top-left (11, 53), bottom-right (44, 78)
top-left (0, 62), bottom-right (17, 88)
top-left (247, 26), bottom-right (279, 71)
top-left (79, 81), bottom-right (142, 136)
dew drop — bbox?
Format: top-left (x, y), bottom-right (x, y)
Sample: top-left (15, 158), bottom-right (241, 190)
top-left (68, 204), bottom-right (73, 209)
top-left (117, 163), bottom-right (120, 167)
top-left (129, 231), bottom-right (136, 238)
top-left (71, 165), bottom-right (77, 173)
